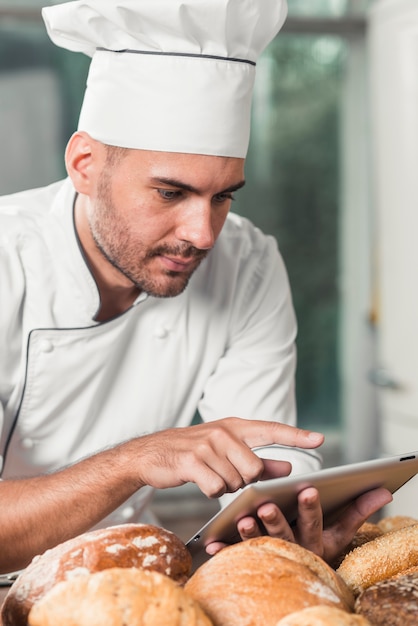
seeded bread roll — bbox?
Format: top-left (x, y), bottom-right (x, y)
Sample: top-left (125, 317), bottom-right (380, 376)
top-left (354, 570), bottom-right (418, 625)
top-left (337, 523), bottom-right (418, 595)
top-left (185, 537), bottom-right (353, 626)
top-left (276, 606), bottom-right (372, 626)
top-left (28, 567), bottom-right (213, 626)
top-left (377, 515), bottom-right (418, 534)
top-left (2, 523), bottom-right (191, 626)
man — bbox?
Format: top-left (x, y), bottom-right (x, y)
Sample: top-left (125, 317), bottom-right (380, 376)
top-left (0, 0), bottom-right (391, 574)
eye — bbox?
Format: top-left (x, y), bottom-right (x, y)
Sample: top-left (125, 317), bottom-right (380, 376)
top-left (213, 192), bottom-right (235, 204)
top-left (157, 189), bottom-right (182, 200)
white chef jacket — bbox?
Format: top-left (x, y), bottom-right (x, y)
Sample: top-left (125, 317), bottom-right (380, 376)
top-left (0, 178), bottom-right (321, 526)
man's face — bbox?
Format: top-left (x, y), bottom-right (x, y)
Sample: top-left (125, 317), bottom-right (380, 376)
top-left (85, 149), bottom-right (245, 298)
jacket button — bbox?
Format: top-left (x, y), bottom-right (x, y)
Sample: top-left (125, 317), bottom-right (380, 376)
top-left (39, 339), bottom-right (54, 353)
top-left (154, 327), bottom-right (169, 339)
top-left (21, 438), bottom-right (34, 449)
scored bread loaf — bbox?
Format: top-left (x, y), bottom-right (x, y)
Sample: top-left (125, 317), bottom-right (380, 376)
top-left (354, 570), bottom-right (418, 625)
top-left (185, 537), bottom-right (354, 626)
top-left (1, 523), bottom-right (191, 626)
top-left (337, 522), bottom-right (418, 595)
top-left (27, 567), bottom-right (213, 626)
top-left (276, 605), bottom-right (372, 625)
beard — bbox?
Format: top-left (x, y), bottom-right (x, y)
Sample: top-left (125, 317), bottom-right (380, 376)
top-left (87, 170), bottom-right (208, 298)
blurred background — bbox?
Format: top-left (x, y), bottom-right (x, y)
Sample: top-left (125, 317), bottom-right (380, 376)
top-left (0, 0), bottom-right (417, 534)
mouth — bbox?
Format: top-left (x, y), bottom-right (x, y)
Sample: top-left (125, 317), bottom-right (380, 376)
top-left (159, 255), bottom-right (200, 273)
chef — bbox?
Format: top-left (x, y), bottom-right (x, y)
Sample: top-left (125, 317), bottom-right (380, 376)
top-left (0, 0), bottom-right (391, 574)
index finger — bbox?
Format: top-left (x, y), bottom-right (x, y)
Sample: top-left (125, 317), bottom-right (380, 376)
top-left (233, 419), bottom-right (324, 450)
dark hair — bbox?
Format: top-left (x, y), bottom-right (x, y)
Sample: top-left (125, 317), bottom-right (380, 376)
top-left (104, 144), bottom-right (130, 167)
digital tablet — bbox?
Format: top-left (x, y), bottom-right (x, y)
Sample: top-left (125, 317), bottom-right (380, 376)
top-left (186, 451), bottom-right (418, 568)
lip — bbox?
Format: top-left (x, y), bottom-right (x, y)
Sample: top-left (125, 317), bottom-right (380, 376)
top-left (159, 255), bottom-right (196, 272)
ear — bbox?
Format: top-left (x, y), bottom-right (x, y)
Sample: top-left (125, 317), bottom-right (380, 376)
top-left (65, 131), bottom-right (104, 195)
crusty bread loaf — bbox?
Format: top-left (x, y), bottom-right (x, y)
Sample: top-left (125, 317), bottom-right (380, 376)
top-left (377, 515), bottom-right (417, 534)
top-left (185, 537), bottom-right (354, 626)
top-left (246, 536), bottom-right (354, 610)
top-left (337, 522), bottom-right (418, 595)
top-left (276, 605), bottom-right (372, 625)
top-left (27, 567), bottom-right (213, 626)
top-left (2, 523), bottom-right (191, 626)
top-left (354, 570), bottom-right (418, 625)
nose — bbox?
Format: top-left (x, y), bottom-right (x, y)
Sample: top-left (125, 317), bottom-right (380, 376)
top-left (175, 202), bottom-right (216, 250)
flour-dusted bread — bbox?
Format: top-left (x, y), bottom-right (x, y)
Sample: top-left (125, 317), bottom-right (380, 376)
top-left (27, 567), bottom-right (213, 626)
top-left (354, 570), bottom-right (418, 625)
top-left (337, 522), bottom-right (418, 595)
top-left (2, 523), bottom-right (191, 626)
top-left (276, 605), bottom-right (372, 625)
top-left (185, 537), bottom-right (354, 626)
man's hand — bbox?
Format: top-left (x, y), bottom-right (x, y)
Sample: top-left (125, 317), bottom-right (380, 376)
top-left (206, 486), bottom-right (393, 564)
top-left (132, 417), bottom-right (324, 497)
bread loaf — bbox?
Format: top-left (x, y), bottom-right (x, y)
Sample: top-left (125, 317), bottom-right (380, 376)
top-left (27, 567), bottom-right (213, 626)
top-left (2, 523), bottom-right (191, 626)
top-left (337, 522), bottom-right (418, 595)
top-left (185, 537), bottom-right (353, 626)
top-left (276, 605), bottom-right (372, 625)
top-left (354, 570), bottom-right (418, 625)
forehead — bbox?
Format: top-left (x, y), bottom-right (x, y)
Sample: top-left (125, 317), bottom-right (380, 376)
top-left (115, 148), bottom-right (246, 189)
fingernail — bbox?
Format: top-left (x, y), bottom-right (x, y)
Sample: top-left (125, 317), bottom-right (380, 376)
top-left (308, 431), bottom-right (324, 443)
top-left (241, 521), bottom-right (256, 533)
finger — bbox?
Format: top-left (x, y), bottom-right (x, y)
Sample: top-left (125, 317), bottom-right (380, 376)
top-left (185, 447), bottom-right (250, 496)
top-left (259, 459), bottom-right (292, 481)
top-left (252, 502), bottom-right (295, 543)
top-left (330, 487), bottom-right (393, 534)
top-left (321, 487), bottom-right (393, 563)
top-left (236, 515), bottom-right (265, 540)
top-left (227, 418), bottom-right (324, 451)
top-left (294, 487), bottom-right (323, 554)
top-left (205, 541), bottom-right (227, 556)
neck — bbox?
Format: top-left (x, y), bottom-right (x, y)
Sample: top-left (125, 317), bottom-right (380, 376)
top-left (74, 194), bottom-right (140, 322)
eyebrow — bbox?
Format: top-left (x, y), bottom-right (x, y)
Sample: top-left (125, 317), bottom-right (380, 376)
top-left (150, 177), bottom-right (246, 195)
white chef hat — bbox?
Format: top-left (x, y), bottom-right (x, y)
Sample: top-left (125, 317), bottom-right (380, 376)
top-left (42, 0), bottom-right (287, 158)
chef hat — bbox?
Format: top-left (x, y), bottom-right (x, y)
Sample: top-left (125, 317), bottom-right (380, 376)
top-left (42, 0), bottom-right (287, 157)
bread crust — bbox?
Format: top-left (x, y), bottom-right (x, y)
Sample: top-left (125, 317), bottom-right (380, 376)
top-left (241, 536), bottom-right (354, 611)
top-left (337, 522), bottom-right (418, 595)
top-left (27, 567), bottom-right (213, 626)
top-left (275, 605), bottom-right (372, 625)
top-left (1, 523), bottom-right (191, 626)
top-left (377, 515), bottom-right (417, 534)
top-left (185, 538), bottom-right (353, 626)
top-left (354, 570), bottom-right (418, 625)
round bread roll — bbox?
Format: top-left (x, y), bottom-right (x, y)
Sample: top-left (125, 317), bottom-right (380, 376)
top-left (28, 567), bottom-right (213, 626)
top-left (377, 515), bottom-right (417, 534)
top-left (2, 523), bottom-right (191, 626)
top-left (337, 522), bottom-right (418, 595)
top-left (354, 570), bottom-right (418, 625)
top-left (276, 606), bottom-right (372, 625)
top-left (185, 537), bottom-right (353, 626)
